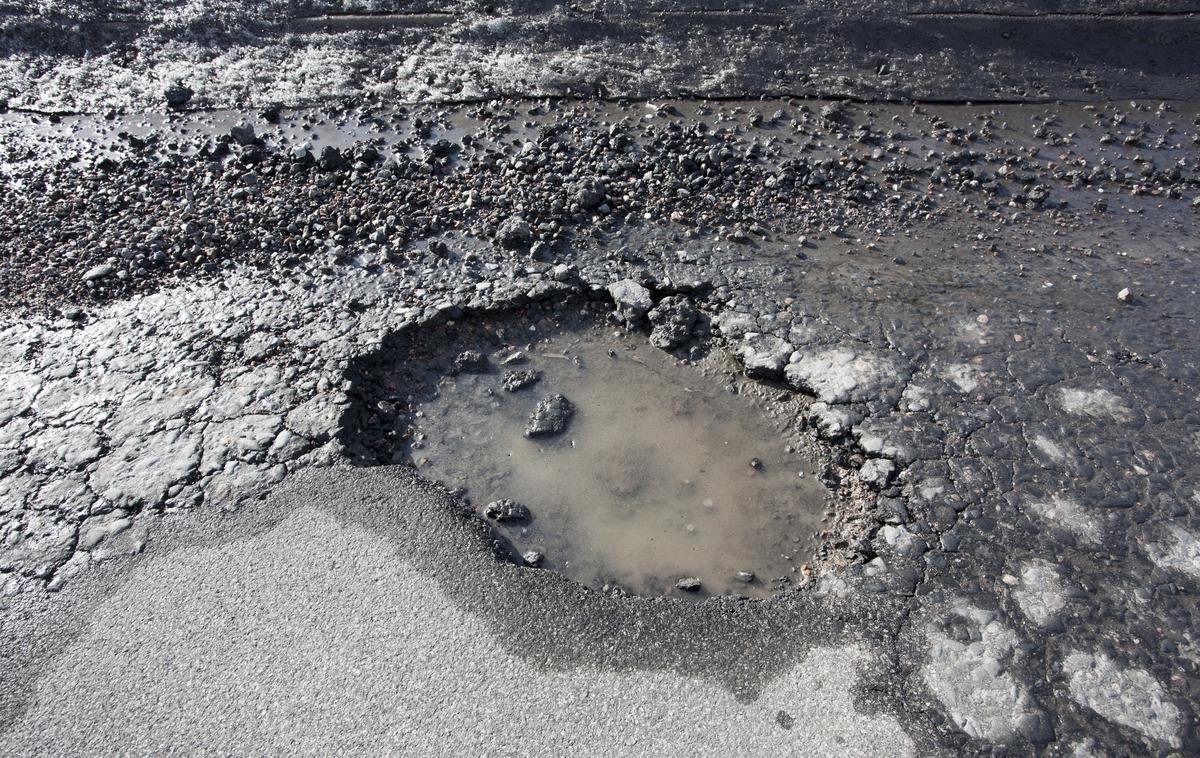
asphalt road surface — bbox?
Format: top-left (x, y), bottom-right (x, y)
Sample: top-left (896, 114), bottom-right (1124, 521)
top-left (1, 2), bottom-right (1198, 756)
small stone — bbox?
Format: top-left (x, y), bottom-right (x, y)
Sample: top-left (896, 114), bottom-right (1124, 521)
top-left (522, 550), bottom-right (544, 566)
top-left (608, 279), bottom-right (654, 323)
top-left (452, 350), bottom-right (488, 374)
top-left (859, 458), bottom-right (895, 489)
top-left (503, 369), bottom-right (540, 392)
top-left (749, 458), bottom-right (763, 470)
top-left (496, 215), bottom-right (533, 249)
top-left (1116, 287), bottom-right (1132, 303)
top-left (736, 571), bottom-right (756, 583)
top-left (675, 576), bottom-right (702, 592)
top-left (228, 122), bottom-right (257, 146)
top-left (318, 145), bottom-right (347, 170)
top-left (525, 394), bottom-right (574, 437)
top-left (484, 499), bottom-right (530, 522)
top-left (82, 263), bottom-right (115, 282)
top-left (576, 178), bottom-right (606, 209)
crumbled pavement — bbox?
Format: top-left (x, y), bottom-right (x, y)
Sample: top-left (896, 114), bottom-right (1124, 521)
top-left (2, 6), bottom-right (1200, 754)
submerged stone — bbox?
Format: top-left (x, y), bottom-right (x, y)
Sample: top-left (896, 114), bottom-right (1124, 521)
top-left (452, 350), bottom-right (488, 375)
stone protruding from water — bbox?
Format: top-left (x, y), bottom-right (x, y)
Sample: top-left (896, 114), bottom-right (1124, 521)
top-left (484, 499), bottom-right (531, 522)
top-left (452, 350), bottom-right (488, 375)
top-left (525, 394), bottom-right (574, 437)
top-left (503, 369), bottom-right (541, 392)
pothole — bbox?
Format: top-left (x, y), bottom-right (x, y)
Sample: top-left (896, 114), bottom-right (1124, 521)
top-left (343, 298), bottom-right (847, 599)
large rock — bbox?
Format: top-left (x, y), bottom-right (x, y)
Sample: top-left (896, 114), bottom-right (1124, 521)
top-left (737, 334), bottom-right (793, 377)
top-left (496, 216), bottom-right (533, 249)
top-left (607, 280), bottom-right (653, 323)
top-left (525, 394), bottom-right (574, 438)
top-left (647, 295), bottom-right (698, 350)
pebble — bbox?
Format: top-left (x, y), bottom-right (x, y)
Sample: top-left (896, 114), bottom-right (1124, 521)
top-left (484, 499), bottom-right (531, 522)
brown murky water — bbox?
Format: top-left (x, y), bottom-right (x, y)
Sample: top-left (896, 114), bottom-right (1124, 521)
top-left (405, 325), bottom-right (827, 598)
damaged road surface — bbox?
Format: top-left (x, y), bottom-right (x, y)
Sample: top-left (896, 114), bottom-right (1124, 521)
top-left (2, 2), bottom-right (1200, 756)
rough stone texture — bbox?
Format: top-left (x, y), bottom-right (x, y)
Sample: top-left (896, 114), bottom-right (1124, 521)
top-left (1026, 496), bottom-right (1104, 546)
top-left (647, 295), bottom-right (698, 350)
top-left (607, 280), bottom-right (653, 323)
top-left (1013, 560), bottom-right (1067, 627)
top-left (4, 0), bottom-right (1200, 114)
top-left (525, 394), bottom-right (574, 438)
top-left (1063, 652), bottom-right (1181, 748)
top-left (785, 347), bottom-right (906, 405)
top-left (921, 602), bottom-right (1039, 743)
top-left (1143, 524), bottom-right (1200, 580)
top-left (737, 334), bottom-right (793, 378)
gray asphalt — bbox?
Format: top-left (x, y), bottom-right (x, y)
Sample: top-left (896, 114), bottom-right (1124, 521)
top-left (0, 466), bottom-right (913, 757)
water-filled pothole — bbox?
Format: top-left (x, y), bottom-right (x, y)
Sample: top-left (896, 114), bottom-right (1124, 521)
top-left (344, 299), bottom-right (835, 598)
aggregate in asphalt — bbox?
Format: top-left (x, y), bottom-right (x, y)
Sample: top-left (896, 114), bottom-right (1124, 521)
top-left (2, 3), bottom-right (1200, 755)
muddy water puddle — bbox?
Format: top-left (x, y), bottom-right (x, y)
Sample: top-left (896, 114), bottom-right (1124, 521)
top-left (385, 311), bottom-right (827, 599)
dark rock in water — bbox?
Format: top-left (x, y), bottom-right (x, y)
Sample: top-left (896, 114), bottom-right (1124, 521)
top-left (496, 215), bottom-right (533, 249)
top-left (675, 576), bottom-right (702, 592)
top-left (503, 369), bottom-right (540, 392)
top-left (525, 394), bottom-right (574, 437)
top-left (164, 83), bottom-right (193, 108)
top-left (260, 103), bottom-right (283, 123)
top-left (647, 295), bottom-right (698, 350)
top-left (484, 499), bottom-right (530, 522)
top-left (452, 350), bottom-right (488, 374)
top-left (228, 122), bottom-right (257, 146)
top-left (608, 279), bottom-right (653, 323)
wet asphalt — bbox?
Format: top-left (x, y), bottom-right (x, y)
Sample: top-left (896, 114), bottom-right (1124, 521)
top-left (2, 3), bottom-right (1200, 756)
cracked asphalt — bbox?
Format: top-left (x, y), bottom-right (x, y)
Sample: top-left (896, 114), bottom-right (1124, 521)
top-left (2, 2), bottom-right (1199, 756)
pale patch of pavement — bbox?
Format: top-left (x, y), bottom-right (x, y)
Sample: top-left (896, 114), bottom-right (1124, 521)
top-left (1063, 651), bottom-right (1182, 749)
top-left (0, 470), bottom-right (914, 757)
top-left (1012, 560), bottom-right (1068, 628)
top-left (920, 601), bottom-right (1043, 743)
